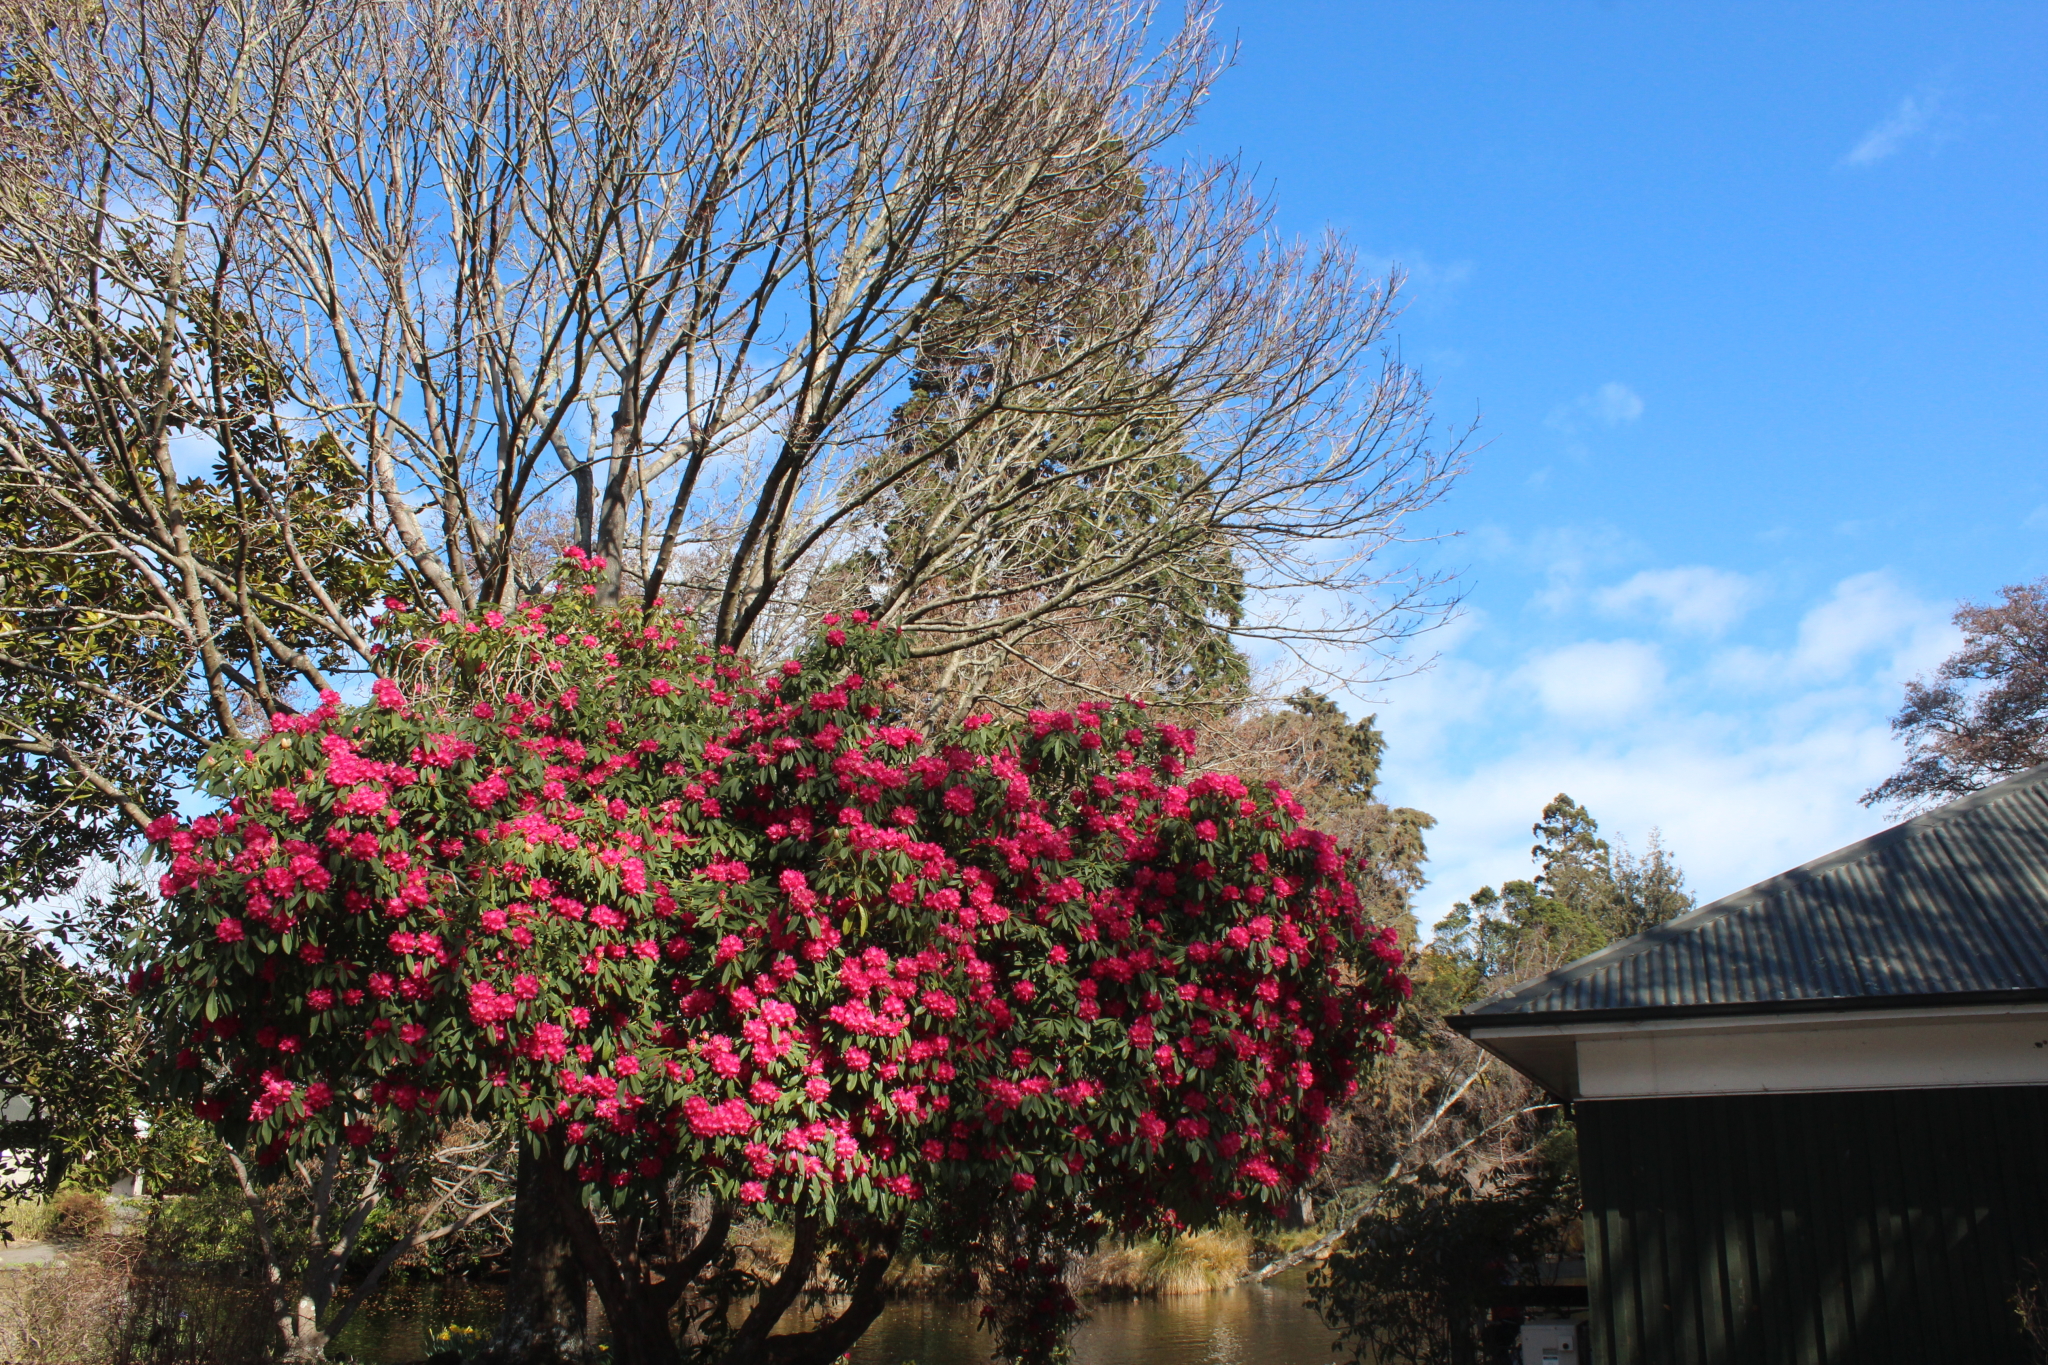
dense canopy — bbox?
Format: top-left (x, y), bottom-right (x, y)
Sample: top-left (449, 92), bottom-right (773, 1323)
top-left (135, 552), bottom-right (1410, 1362)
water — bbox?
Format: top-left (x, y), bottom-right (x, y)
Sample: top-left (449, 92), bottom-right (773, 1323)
top-left (331, 1279), bottom-right (504, 1361)
top-left (847, 1271), bottom-right (1344, 1365)
top-left (330, 1271), bottom-right (1347, 1365)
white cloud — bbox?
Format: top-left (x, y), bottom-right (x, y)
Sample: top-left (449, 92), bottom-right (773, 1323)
top-left (1358, 251), bottom-right (1475, 309)
top-left (1547, 382), bottom-right (1645, 438)
top-left (1522, 523), bottom-right (1645, 614)
top-left (1362, 567), bottom-right (1966, 931)
top-left (1595, 566), bottom-right (1758, 635)
top-left (1589, 382), bottom-right (1644, 427)
top-left (1710, 571), bottom-right (1956, 688)
top-left (1342, 651), bottom-right (1497, 759)
top-left (1521, 639), bottom-right (1666, 722)
top-left (1840, 90), bottom-right (1940, 167)
top-left (1391, 714), bottom-right (1907, 926)
top-left (1790, 570), bottom-right (1953, 679)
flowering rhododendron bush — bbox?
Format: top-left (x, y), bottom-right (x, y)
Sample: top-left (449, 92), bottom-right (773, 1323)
top-left (136, 553), bottom-right (1409, 1364)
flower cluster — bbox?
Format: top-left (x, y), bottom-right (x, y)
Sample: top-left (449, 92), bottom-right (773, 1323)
top-left (139, 553), bottom-right (1409, 1234)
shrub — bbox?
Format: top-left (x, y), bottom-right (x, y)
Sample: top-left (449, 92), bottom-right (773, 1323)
top-left (135, 555), bottom-right (1411, 1363)
top-left (35, 1187), bottom-right (111, 1242)
top-left (142, 1183), bottom-right (253, 1269)
top-left (0, 1253), bottom-right (270, 1365)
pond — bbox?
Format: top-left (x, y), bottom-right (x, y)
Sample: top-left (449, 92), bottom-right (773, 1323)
top-left (847, 1271), bottom-right (1344, 1365)
top-left (331, 1270), bottom-right (1349, 1365)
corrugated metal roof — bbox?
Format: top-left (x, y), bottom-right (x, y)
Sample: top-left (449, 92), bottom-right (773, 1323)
top-left (1456, 764), bottom-right (2048, 1022)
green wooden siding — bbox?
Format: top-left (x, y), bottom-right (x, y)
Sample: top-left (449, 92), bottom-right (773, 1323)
top-left (1579, 1086), bottom-right (2048, 1365)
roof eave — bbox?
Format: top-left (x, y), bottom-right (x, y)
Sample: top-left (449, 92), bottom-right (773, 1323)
top-left (1449, 985), bottom-right (2048, 1034)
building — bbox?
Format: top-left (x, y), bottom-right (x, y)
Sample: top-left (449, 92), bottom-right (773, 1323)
top-left (1452, 765), bottom-right (2048, 1365)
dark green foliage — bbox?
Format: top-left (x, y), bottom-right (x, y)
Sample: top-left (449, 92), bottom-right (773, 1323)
top-left (867, 163), bottom-right (1254, 708)
top-left (1311, 1116), bottom-right (1581, 1365)
top-left (0, 265), bottom-right (395, 905)
top-left (1272, 691), bottom-right (1434, 943)
top-left (0, 911), bottom-right (144, 1218)
top-left (142, 1175), bottom-right (256, 1271)
top-left (1423, 795), bottom-right (1693, 1013)
top-left (0, 875), bottom-right (222, 1239)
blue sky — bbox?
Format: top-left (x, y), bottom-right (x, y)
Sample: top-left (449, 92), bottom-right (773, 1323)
top-left (1185, 2), bottom-right (2048, 925)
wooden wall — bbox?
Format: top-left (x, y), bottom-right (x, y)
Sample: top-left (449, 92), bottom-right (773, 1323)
top-left (1578, 1086), bottom-right (2048, 1365)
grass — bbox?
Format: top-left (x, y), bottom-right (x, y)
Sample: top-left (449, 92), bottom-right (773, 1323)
top-left (1081, 1224), bottom-right (1254, 1298)
top-left (0, 1243), bottom-right (270, 1365)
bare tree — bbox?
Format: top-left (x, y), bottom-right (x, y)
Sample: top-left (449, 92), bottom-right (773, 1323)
top-left (1, 0), bottom-right (1459, 815)
top-left (1865, 577), bottom-right (2048, 813)
top-left (227, 1120), bottom-right (514, 1361)
top-left (1, 5), bottom-right (1461, 1356)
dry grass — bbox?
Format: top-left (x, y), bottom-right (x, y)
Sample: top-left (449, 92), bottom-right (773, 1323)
top-left (1081, 1226), bottom-right (1254, 1299)
top-left (0, 1241), bottom-right (271, 1365)
top-left (880, 1257), bottom-right (950, 1296)
top-left (0, 1255), bottom-right (128, 1364)
top-left (36, 1191), bottom-right (113, 1243)
top-left (730, 1219), bottom-right (798, 1287)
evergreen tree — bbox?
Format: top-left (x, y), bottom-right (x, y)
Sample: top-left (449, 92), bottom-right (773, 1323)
top-left (862, 157), bottom-right (1253, 709)
top-left (1425, 794), bottom-right (1693, 1006)
top-left (1267, 690), bottom-right (1433, 943)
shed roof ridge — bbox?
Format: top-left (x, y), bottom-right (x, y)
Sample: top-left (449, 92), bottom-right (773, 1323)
top-left (1460, 762), bottom-right (2048, 1018)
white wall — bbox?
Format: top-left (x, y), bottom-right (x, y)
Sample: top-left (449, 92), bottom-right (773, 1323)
top-left (1469, 1001), bottom-right (2048, 1100)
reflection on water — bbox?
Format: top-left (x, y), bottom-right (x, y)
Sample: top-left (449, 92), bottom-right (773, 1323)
top-left (328, 1270), bottom-right (1343, 1365)
top-left (331, 1278), bottom-right (504, 1362)
top-left (849, 1271), bottom-right (1342, 1365)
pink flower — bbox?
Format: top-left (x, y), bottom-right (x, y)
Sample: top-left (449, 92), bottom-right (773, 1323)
top-left (649, 678), bottom-right (675, 696)
top-left (215, 917), bottom-right (245, 944)
top-left (684, 1095), bottom-right (756, 1137)
top-left (467, 773), bottom-right (510, 809)
top-left (1011, 1172), bottom-right (1037, 1193)
top-left (701, 857), bottom-right (750, 884)
top-left (372, 677), bottom-right (405, 710)
top-left (740, 1180), bottom-right (768, 1202)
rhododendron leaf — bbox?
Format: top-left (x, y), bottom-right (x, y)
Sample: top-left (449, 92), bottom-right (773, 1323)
top-left (135, 566), bottom-right (1405, 1244)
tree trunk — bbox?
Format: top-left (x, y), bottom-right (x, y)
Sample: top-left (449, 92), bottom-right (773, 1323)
top-left (539, 1153), bottom-right (684, 1365)
top-left (485, 1145), bottom-right (591, 1365)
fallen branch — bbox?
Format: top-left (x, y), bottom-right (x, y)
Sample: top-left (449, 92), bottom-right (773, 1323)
top-left (1242, 1058), bottom-right (1500, 1283)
